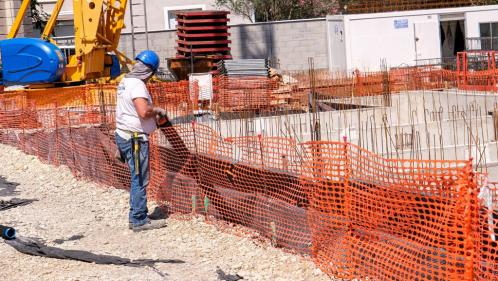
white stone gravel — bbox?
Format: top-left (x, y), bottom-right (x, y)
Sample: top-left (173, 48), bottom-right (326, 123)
top-left (0, 144), bottom-right (334, 281)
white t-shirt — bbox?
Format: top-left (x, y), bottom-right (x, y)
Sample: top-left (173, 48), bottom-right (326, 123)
top-left (116, 77), bottom-right (157, 135)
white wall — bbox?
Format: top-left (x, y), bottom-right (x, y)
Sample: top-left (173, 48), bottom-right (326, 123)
top-left (346, 14), bottom-right (440, 71)
top-left (327, 5), bottom-right (498, 72)
top-left (465, 9), bottom-right (498, 37)
top-left (38, 0), bottom-right (73, 19)
top-left (327, 20), bottom-right (347, 72)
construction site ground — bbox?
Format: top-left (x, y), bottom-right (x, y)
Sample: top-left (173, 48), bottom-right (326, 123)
top-left (0, 143), bottom-right (332, 281)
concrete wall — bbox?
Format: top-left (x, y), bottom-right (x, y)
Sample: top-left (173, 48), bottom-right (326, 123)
top-left (230, 19), bottom-right (328, 70)
top-left (119, 30), bottom-right (178, 62)
top-left (119, 18), bottom-right (329, 71)
top-left (0, 0), bottom-right (33, 39)
top-left (192, 90), bottom-right (498, 166)
top-left (126, 0), bottom-right (252, 32)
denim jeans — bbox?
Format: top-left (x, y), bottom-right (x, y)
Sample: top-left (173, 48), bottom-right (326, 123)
top-left (115, 133), bottom-right (150, 227)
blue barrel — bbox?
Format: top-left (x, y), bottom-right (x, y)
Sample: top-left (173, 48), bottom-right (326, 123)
top-left (0, 38), bottom-right (66, 85)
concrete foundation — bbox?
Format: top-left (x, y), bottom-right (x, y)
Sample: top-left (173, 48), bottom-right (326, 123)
top-left (189, 89), bottom-right (498, 180)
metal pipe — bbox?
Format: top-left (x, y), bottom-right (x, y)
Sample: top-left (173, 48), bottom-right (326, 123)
top-left (129, 0), bottom-right (136, 58)
top-left (143, 0), bottom-right (149, 49)
top-left (0, 225), bottom-right (16, 240)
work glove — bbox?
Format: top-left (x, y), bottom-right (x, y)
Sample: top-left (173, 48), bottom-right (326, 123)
top-left (153, 107), bottom-right (171, 127)
top-left (153, 107), bottom-right (168, 118)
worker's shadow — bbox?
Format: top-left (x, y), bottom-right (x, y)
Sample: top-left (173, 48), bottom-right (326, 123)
top-left (0, 176), bottom-right (20, 197)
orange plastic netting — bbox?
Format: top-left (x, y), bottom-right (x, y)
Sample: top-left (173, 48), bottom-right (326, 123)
top-left (0, 80), bottom-right (495, 280)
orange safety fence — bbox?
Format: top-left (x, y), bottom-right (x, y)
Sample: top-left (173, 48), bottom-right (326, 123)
top-left (302, 142), bottom-right (476, 280)
top-left (216, 76), bottom-right (279, 112)
top-left (476, 180), bottom-right (498, 280)
top-left (279, 66), bottom-right (460, 105)
top-left (0, 82), bottom-right (497, 280)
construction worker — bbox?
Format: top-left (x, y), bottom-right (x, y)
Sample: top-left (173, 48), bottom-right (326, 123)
top-left (114, 50), bottom-right (167, 232)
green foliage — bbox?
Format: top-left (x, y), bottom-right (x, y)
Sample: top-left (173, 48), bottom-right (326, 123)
top-left (30, 0), bottom-right (49, 32)
top-left (216, 0), bottom-right (255, 22)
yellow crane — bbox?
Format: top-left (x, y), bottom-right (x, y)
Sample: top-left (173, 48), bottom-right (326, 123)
top-left (2, 0), bottom-right (132, 84)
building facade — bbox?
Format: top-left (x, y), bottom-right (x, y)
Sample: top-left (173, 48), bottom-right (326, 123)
top-left (35, 0), bottom-right (253, 37)
top-left (0, 0), bottom-right (33, 39)
top-left (327, 4), bottom-right (498, 72)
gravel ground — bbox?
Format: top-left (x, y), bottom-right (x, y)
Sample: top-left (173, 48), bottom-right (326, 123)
top-left (0, 144), bottom-right (333, 281)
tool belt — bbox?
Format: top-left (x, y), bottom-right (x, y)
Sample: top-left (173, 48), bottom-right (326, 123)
top-left (116, 128), bottom-right (148, 141)
top-left (116, 128), bottom-right (147, 176)
top-left (132, 132), bottom-right (141, 176)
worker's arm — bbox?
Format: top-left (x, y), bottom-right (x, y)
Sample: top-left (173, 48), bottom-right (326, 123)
top-left (133, 98), bottom-right (155, 119)
top-left (133, 98), bottom-right (167, 120)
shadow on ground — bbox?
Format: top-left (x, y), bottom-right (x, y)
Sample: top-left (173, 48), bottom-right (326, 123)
top-left (6, 237), bottom-right (185, 278)
top-left (0, 176), bottom-right (20, 197)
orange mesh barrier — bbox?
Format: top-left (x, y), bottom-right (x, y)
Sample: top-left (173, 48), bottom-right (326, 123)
top-left (476, 180), bottom-right (498, 280)
top-left (278, 66), bottom-right (460, 107)
top-left (457, 51), bottom-right (498, 92)
top-left (217, 76), bottom-right (278, 112)
top-left (0, 78), bottom-right (496, 280)
top-left (148, 81), bottom-right (195, 115)
top-left (301, 141), bottom-right (477, 280)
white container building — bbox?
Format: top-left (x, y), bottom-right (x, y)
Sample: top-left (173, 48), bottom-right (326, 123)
top-left (326, 5), bottom-right (498, 72)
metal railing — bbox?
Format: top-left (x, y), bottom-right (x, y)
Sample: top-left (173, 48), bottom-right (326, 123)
top-left (466, 37), bottom-right (498, 51)
top-left (53, 36), bottom-right (76, 63)
top-left (415, 57), bottom-right (458, 70)
top-left (53, 35), bottom-right (75, 46)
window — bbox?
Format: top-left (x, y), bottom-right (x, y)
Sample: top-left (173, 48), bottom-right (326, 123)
top-left (479, 22), bottom-right (498, 50)
top-left (164, 5), bottom-right (206, 30)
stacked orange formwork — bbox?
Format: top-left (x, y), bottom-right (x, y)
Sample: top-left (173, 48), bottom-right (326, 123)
top-left (176, 11), bottom-right (232, 61)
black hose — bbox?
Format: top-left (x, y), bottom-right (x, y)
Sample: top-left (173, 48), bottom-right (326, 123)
top-left (0, 225), bottom-right (16, 240)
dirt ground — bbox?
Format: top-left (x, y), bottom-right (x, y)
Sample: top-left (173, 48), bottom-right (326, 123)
top-left (0, 144), bottom-right (333, 281)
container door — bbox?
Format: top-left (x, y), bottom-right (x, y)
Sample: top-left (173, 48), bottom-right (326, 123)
top-left (327, 21), bottom-right (347, 72)
top-left (413, 21), bottom-right (441, 63)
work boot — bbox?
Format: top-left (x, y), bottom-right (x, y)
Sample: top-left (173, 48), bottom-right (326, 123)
top-left (131, 219), bottom-right (167, 232)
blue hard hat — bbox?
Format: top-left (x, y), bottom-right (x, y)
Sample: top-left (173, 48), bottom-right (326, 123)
top-left (135, 50), bottom-right (160, 72)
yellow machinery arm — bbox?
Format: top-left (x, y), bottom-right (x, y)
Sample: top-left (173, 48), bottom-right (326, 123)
top-left (8, 0), bottom-right (131, 82)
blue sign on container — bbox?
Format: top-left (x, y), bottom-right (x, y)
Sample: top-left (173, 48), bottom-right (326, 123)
top-left (394, 19), bottom-right (409, 29)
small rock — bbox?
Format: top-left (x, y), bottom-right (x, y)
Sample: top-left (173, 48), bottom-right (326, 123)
top-left (313, 268), bottom-right (323, 275)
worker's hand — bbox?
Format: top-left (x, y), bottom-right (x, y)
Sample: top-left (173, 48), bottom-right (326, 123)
top-left (154, 107), bottom-right (171, 128)
top-left (153, 107), bottom-right (168, 118)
